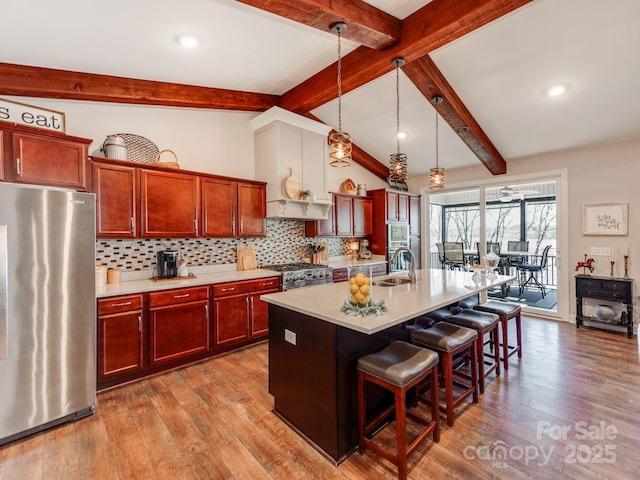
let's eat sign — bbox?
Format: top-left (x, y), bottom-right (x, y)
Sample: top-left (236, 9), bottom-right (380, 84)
top-left (0, 97), bottom-right (66, 133)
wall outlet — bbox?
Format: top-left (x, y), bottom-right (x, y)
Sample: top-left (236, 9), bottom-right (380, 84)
top-left (284, 329), bottom-right (297, 345)
top-left (590, 247), bottom-right (612, 256)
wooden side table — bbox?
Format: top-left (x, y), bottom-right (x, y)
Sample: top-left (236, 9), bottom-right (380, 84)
top-left (575, 274), bottom-right (634, 338)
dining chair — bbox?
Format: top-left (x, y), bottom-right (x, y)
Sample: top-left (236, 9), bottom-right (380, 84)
top-left (436, 243), bottom-right (446, 269)
top-left (516, 245), bottom-right (552, 298)
top-left (506, 241), bottom-right (529, 267)
top-left (443, 242), bottom-right (465, 270)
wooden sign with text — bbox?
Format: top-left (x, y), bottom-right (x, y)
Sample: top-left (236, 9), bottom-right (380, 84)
top-left (0, 97), bottom-right (66, 133)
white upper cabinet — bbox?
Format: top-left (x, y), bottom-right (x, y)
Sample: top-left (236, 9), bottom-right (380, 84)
top-left (252, 107), bottom-right (332, 220)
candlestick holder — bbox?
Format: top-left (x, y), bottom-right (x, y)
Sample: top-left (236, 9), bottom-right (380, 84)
top-left (610, 261), bottom-right (615, 277)
top-left (624, 255), bottom-right (629, 278)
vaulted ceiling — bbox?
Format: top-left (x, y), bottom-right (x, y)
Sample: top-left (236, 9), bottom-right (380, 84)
top-left (2, 0), bottom-right (639, 181)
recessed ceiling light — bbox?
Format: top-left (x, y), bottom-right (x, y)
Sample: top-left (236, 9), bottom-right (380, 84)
top-left (397, 131), bottom-right (407, 140)
top-left (176, 34), bottom-right (202, 48)
top-left (547, 85), bottom-right (566, 97)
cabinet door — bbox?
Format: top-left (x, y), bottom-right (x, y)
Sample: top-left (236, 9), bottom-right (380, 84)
top-left (335, 195), bottom-right (354, 236)
top-left (353, 197), bottom-right (372, 236)
top-left (97, 310), bottom-right (144, 381)
top-left (0, 130), bottom-right (4, 181)
top-left (141, 169), bottom-right (199, 237)
top-left (201, 177), bottom-right (236, 237)
top-left (410, 236), bottom-right (422, 269)
top-left (249, 288), bottom-right (278, 338)
top-left (149, 300), bottom-right (209, 364)
top-left (386, 191), bottom-right (399, 221)
top-left (93, 162), bottom-right (137, 238)
top-left (409, 195), bottom-right (420, 236)
top-left (305, 197), bottom-right (335, 237)
top-left (237, 182), bottom-right (266, 237)
top-left (12, 132), bottom-right (87, 190)
top-left (213, 293), bottom-right (250, 347)
top-left (397, 194), bottom-right (409, 222)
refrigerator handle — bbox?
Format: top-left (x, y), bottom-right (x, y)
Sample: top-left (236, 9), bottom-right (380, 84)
top-left (16, 158), bottom-right (22, 176)
top-left (0, 225), bottom-right (7, 359)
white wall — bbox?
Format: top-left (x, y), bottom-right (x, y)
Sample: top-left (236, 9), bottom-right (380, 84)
top-left (7, 96), bottom-right (390, 193)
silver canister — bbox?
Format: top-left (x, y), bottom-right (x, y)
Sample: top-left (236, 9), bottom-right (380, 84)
top-left (103, 135), bottom-right (128, 160)
top-left (357, 184), bottom-right (367, 196)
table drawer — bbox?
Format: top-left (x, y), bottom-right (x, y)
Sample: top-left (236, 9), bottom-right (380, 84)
top-left (576, 278), bottom-right (602, 289)
top-left (577, 287), bottom-right (627, 301)
top-left (149, 286), bottom-right (209, 307)
top-left (602, 280), bottom-right (629, 293)
top-left (98, 294), bottom-right (144, 315)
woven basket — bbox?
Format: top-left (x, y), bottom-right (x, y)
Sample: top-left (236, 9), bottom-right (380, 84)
top-left (154, 149), bottom-right (180, 169)
top-left (101, 133), bottom-right (159, 164)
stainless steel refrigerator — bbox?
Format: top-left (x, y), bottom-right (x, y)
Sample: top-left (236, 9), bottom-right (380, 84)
top-left (0, 183), bottom-right (96, 445)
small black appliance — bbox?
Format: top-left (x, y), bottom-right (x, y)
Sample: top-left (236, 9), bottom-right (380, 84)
top-left (156, 250), bottom-right (179, 279)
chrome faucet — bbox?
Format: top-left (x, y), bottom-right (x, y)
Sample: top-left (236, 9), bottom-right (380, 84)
top-left (391, 247), bottom-right (416, 284)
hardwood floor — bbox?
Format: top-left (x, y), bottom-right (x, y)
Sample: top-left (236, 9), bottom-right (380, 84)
top-left (1, 316), bottom-right (639, 479)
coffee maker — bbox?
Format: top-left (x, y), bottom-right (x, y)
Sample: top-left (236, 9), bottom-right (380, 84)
top-left (156, 250), bottom-right (179, 279)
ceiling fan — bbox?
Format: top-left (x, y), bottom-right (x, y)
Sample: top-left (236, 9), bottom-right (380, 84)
top-left (499, 186), bottom-right (541, 202)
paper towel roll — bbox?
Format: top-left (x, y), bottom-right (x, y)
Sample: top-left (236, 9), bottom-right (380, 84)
top-left (96, 265), bottom-right (107, 287)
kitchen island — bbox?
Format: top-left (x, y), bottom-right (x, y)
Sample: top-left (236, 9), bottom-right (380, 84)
top-left (262, 268), bottom-right (513, 463)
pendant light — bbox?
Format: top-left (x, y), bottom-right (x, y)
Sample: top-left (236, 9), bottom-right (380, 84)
top-left (429, 95), bottom-right (445, 190)
top-left (329, 22), bottom-right (352, 167)
top-left (389, 57), bottom-right (407, 182)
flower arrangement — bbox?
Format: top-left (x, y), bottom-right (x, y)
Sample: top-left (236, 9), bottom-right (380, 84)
top-left (341, 298), bottom-right (388, 317)
top-left (575, 254), bottom-right (595, 275)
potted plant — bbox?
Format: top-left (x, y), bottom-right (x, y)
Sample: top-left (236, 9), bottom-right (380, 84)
top-left (299, 190), bottom-right (311, 201)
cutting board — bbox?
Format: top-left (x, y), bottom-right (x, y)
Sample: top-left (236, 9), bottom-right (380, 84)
top-left (284, 167), bottom-right (301, 200)
top-left (237, 243), bottom-right (257, 270)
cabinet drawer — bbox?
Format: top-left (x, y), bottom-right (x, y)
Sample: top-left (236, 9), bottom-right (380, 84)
top-left (149, 286), bottom-right (209, 307)
top-left (98, 294), bottom-right (144, 315)
top-left (332, 268), bottom-right (348, 282)
top-left (213, 277), bottom-right (280, 297)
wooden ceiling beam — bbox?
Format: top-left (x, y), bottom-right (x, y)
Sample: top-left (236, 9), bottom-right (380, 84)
top-left (281, 0), bottom-right (533, 113)
top-left (0, 62), bottom-right (279, 111)
top-left (237, 0), bottom-right (402, 49)
top-left (403, 55), bottom-right (506, 175)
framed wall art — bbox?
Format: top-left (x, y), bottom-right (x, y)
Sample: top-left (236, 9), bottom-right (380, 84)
top-left (583, 203), bottom-right (628, 235)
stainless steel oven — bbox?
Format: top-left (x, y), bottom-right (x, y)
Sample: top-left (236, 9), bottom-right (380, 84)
top-left (261, 263), bottom-right (333, 290)
top-left (387, 223), bottom-right (410, 273)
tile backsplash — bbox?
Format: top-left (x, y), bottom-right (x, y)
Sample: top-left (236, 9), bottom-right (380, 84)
top-left (96, 218), bottom-right (356, 271)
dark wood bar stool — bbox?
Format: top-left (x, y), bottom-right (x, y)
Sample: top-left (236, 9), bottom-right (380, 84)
top-left (357, 341), bottom-right (439, 480)
top-left (445, 309), bottom-right (500, 393)
top-left (410, 323), bottom-right (478, 427)
top-left (474, 301), bottom-right (522, 370)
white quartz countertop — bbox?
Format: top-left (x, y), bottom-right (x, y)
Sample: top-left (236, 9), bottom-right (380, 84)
top-left (96, 268), bottom-right (281, 298)
top-left (261, 269), bottom-right (514, 335)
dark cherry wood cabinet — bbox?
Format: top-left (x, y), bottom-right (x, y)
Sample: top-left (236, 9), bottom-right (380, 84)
top-left (305, 193), bottom-right (372, 237)
top-left (90, 157), bottom-right (266, 239)
top-left (201, 177), bottom-right (236, 237)
top-left (409, 195), bottom-right (421, 236)
top-left (148, 286), bottom-right (210, 365)
top-left (237, 181), bottom-right (266, 237)
top-left (93, 161), bottom-right (138, 238)
top-left (385, 191), bottom-right (409, 222)
top-left (97, 294), bottom-right (145, 384)
top-left (212, 277), bottom-right (280, 348)
top-left (1, 124), bottom-right (90, 190)
top-left (332, 263), bottom-right (387, 282)
top-left (575, 275), bottom-right (634, 338)
top-left (335, 195), bottom-right (354, 236)
top-left (141, 169), bottom-right (200, 237)
top-left (353, 196), bottom-right (373, 236)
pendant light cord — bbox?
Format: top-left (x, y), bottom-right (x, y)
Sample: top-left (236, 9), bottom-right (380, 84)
top-left (435, 108), bottom-right (439, 169)
top-left (337, 29), bottom-right (343, 133)
top-left (395, 65), bottom-right (400, 154)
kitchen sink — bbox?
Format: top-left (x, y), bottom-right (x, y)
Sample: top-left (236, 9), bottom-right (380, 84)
top-left (373, 277), bottom-right (413, 287)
